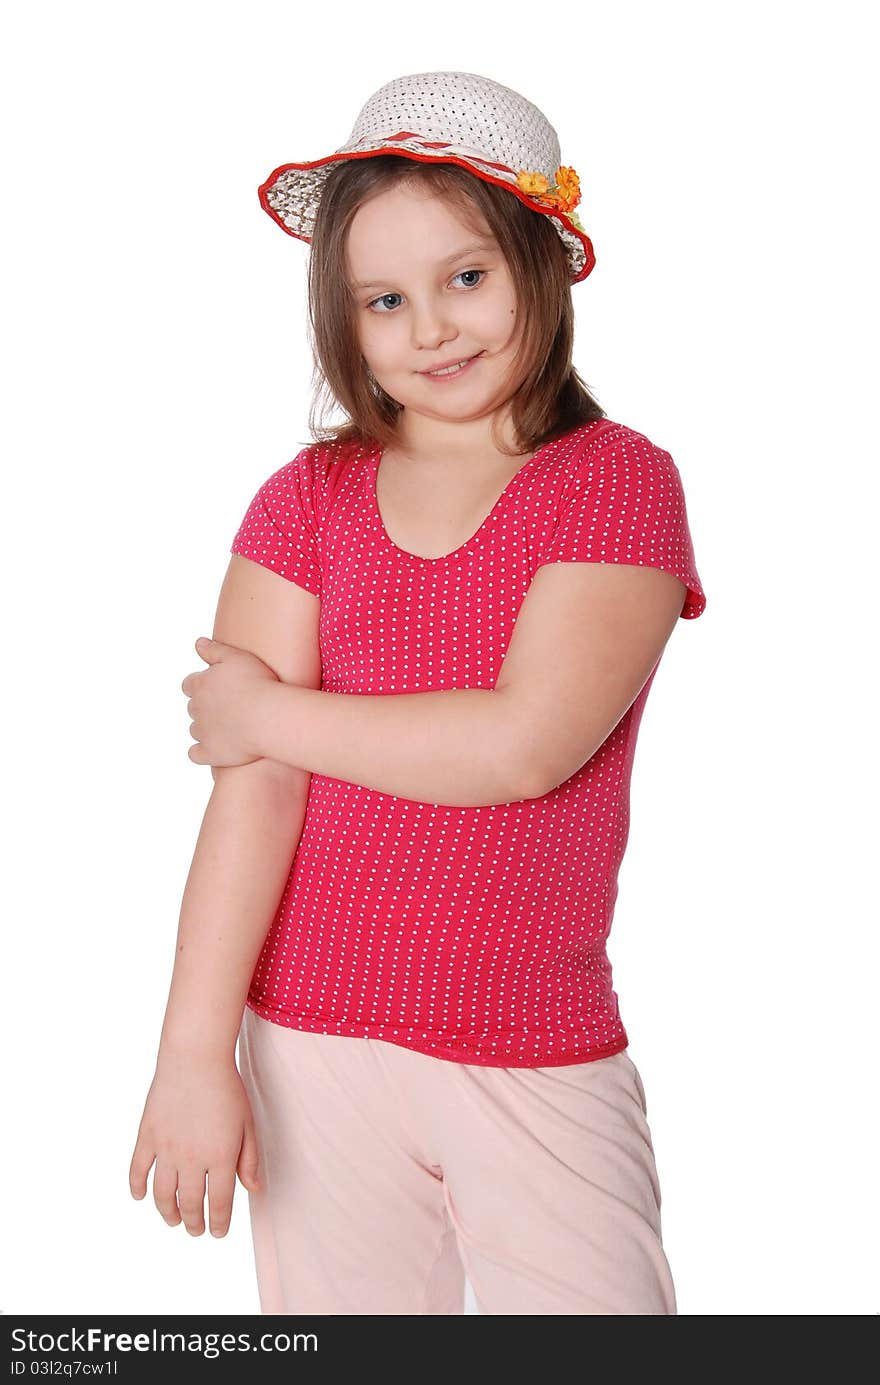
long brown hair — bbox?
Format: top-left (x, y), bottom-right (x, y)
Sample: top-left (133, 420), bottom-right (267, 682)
top-left (303, 155), bottom-right (606, 458)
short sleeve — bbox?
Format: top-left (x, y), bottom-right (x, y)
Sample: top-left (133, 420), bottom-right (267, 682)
top-left (536, 424), bottom-right (707, 619)
top-left (230, 445), bottom-right (323, 597)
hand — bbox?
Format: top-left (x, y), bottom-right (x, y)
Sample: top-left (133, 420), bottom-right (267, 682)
top-left (129, 1056), bottom-right (261, 1237)
top-left (182, 637), bottom-right (277, 768)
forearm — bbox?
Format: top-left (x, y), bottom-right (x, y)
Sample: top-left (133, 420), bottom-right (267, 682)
top-left (156, 761), bottom-right (309, 1070)
top-left (250, 683), bottom-right (533, 807)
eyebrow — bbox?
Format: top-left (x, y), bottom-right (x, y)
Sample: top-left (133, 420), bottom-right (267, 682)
top-left (351, 241), bottom-right (499, 290)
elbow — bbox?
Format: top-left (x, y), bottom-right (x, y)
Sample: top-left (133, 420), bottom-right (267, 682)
top-left (517, 761), bottom-right (552, 802)
top-left (507, 745), bottom-right (553, 803)
top-left (514, 745), bottom-right (598, 802)
top-left (504, 707), bottom-right (607, 802)
top-left (499, 695), bottom-right (555, 802)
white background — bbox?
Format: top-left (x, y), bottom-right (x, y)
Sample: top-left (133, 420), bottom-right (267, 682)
top-left (2, 0), bottom-right (877, 1317)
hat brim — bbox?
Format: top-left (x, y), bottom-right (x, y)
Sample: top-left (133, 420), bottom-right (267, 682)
top-left (258, 146), bottom-right (596, 284)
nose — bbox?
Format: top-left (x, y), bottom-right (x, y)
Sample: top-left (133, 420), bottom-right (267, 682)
top-left (408, 296), bottom-right (460, 353)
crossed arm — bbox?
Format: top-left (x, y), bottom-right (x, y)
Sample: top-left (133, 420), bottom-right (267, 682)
top-left (196, 553), bottom-right (688, 808)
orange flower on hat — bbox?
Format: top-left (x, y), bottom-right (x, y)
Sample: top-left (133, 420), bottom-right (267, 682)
top-left (516, 170), bottom-right (551, 197)
top-left (517, 165), bottom-right (584, 232)
top-left (553, 165), bottom-right (581, 212)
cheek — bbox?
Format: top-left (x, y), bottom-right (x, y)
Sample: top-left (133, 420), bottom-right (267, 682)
top-left (479, 286), bottom-right (519, 337)
top-left (360, 319), bottom-right (405, 367)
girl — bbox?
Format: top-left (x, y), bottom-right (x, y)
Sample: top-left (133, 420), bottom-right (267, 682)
top-left (129, 70), bottom-right (707, 1316)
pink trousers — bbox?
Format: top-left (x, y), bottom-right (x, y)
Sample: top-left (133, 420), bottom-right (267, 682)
top-left (237, 1006), bottom-right (677, 1315)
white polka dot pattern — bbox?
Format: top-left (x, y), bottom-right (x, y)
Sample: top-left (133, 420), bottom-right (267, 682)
top-left (229, 418), bottom-right (706, 1066)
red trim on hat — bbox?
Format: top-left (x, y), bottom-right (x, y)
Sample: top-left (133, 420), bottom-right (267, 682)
top-left (378, 132), bottom-right (523, 179)
top-left (257, 147), bottom-right (596, 283)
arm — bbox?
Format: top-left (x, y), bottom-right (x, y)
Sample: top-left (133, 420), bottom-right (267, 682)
top-left (157, 554), bottom-right (321, 1069)
top-left (496, 560), bottom-right (688, 793)
top-left (155, 765), bottom-right (309, 1069)
top-left (247, 682), bottom-right (527, 809)
top-left (244, 560), bottom-right (688, 806)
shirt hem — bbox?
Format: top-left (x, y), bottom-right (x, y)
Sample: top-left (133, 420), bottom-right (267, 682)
top-left (244, 997), bottom-right (629, 1068)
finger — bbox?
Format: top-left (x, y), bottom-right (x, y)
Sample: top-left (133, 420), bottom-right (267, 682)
top-left (207, 1165), bottom-right (237, 1238)
top-left (153, 1162), bottom-right (182, 1227)
top-left (237, 1121), bottom-right (262, 1193)
top-left (129, 1138), bottom-right (155, 1200)
top-left (178, 1169), bottom-right (208, 1236)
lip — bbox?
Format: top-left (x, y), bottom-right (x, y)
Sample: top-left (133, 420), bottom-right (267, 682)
top-left (419, 351), bottom-right (483, 377)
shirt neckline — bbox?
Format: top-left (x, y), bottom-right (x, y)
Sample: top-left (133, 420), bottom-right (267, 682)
top-left (368, 424), bottom-right (596, 565)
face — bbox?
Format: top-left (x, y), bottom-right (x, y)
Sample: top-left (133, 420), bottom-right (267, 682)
top-left (345, 182), bottom-right (526, 436)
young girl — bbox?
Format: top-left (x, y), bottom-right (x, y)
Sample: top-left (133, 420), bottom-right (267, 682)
top-left (129, 70), bottom-right (707, 1316)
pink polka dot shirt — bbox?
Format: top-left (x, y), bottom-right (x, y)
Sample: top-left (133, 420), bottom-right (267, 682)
top-left (230, 417), bottom-right (706, 1066)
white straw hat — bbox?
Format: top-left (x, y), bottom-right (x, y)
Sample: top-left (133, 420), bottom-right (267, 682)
top-left (258, 70), bottom-right (595, 284)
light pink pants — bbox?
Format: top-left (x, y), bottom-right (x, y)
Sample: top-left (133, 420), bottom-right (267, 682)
top-left (237, 1006), bottom-right (677, 1315)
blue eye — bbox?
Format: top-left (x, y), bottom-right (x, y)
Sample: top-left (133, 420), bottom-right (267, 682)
top-left (368, 292), bottom-right (403, 314)
top-left (367, 268), bottom-right (486, 313)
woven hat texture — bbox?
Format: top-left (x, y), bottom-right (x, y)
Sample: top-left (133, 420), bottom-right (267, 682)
top-left (259, 71), bottom-right (595, 284)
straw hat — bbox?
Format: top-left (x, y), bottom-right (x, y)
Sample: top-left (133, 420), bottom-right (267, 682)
top-left (258, 70), bottom-right (596, 284)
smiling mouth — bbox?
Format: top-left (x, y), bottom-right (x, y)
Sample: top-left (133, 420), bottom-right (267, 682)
top-left (421, 352), bottom-right (482, 377)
